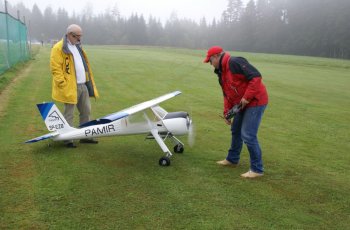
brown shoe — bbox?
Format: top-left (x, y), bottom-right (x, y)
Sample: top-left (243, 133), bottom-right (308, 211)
top-left (216, 159), bottom-right (237, 167)
top-left (240, 170), bottom-right (263, 178)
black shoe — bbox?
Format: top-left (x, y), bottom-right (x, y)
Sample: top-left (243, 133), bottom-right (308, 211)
top-left (66, 142), bottom-right (77, 148)
top-left (80, 139), bottom-right (98, 144)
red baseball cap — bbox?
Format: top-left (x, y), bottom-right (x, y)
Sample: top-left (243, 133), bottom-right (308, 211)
top-left (203, 46), bottom-right (223, 63)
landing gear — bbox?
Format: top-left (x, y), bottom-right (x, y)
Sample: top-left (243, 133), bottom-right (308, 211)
top-left (174, 144), bottom-right (184, 153)
top-left (159, 157), bottom-right (171, 166)
top-left (157, 137), bottom-right (184, 166)
top-left (146, 120), bottom-right (184, 166)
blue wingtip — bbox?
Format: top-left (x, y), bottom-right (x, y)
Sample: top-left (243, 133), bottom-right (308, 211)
top-left (25, 139), bottom-right (37, 143)
top-left (25, 133), bottom-right (55, 143)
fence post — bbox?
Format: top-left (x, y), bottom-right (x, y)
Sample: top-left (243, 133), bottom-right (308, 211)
top-left (28, 19), bottom-right (31, 58)
top-left (23, 16), bottom-right (30, 59)
top-left (4, 0), bottom-right (10, 68)
top-left (17, 10), bottom-right (24, 61)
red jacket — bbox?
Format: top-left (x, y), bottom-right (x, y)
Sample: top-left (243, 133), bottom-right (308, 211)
top-left (215, 53), bottom-right (268, 115)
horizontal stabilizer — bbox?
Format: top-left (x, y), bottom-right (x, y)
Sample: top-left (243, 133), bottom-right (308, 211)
top-left (25, 132), bottom-right (59, 143)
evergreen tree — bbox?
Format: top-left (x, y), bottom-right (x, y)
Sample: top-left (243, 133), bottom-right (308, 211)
top-left (240, 0), bottom-right (258, 51)
top-left (3, 0), bottom-right (350, 59)
top-left (222, 0), bottom-right (243, 24)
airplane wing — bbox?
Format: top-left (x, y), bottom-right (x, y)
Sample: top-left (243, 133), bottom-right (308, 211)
top-left (25, 131), bottom-right (59, 143)
top-left (80, 91), bottom-right (181, 127)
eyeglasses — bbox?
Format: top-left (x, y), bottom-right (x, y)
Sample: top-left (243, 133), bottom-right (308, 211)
top-left (71, 32), bottom-right (82, 39)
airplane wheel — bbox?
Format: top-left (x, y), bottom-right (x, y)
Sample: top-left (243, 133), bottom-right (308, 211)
top-left (174, 144), bottom-right (184, 153)
top-left (159, 157), bottom-right (171, 166)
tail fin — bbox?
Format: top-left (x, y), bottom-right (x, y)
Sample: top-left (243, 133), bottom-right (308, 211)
top-left (37, 102), bottom-right (74, 133)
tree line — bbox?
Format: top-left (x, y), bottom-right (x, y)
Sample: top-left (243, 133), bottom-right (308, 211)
top-left (2, 0), bottom-right (350, 59)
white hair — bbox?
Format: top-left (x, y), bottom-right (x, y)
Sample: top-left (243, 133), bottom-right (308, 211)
top-left (66, 24), bottom-right (82, 34)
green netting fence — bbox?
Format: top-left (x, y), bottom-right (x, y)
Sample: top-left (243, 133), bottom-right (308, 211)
top-left (0, 9), bottom-right (30, 74)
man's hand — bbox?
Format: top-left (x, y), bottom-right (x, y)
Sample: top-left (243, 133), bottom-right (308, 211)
top-left (240, 98), bottom-right (250, 108)
top-left (224, 118), bottom-right (232, 125)
top-left (58, 80), bottom-right (67, 88)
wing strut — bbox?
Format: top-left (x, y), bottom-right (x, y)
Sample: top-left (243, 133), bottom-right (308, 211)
top-left (143, 112), bottom-right (172, 166)
top-left (150, 128), bottom-right (172, 158)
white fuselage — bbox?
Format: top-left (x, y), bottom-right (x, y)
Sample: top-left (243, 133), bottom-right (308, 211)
top-left (52, 116), bottom-right (189, 141)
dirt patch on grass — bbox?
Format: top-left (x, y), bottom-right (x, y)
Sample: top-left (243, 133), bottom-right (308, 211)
top-left (0, 64), bottom-right (32, 117)
top-left (0, 63), bottom-right (40, 223)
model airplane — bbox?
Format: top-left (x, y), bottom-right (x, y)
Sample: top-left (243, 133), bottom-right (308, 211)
top-left (25, 91), bottom-right (194, 166)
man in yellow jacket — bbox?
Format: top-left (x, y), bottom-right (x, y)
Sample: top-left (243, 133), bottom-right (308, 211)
top-left (50, 24), bottom-right (99, 148)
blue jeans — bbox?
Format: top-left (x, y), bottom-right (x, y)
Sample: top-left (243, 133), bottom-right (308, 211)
top-left (226, 105), bottom-right (267, 173)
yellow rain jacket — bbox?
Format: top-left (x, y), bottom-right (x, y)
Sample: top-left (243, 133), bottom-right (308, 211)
top-left (50, 36), bottom-right (99, 104)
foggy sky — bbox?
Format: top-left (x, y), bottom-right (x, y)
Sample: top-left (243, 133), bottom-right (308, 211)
top-left (8, 0), bottom-right (246, 24)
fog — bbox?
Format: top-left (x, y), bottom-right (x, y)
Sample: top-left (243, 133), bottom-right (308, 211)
top-left (6, 0), bottom-right (236, 25)
top-left (1, 0), bottom-right (349, 59)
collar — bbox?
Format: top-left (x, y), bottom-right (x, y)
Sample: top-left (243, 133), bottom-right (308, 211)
top-left (62, 35), bottom-right (71, 54)
top-left (218, 52), bottom-right (225, 72)
top-left (219, 52), bottom-right (231, 73)
top-left (214, 52), bottom-right (229, 74)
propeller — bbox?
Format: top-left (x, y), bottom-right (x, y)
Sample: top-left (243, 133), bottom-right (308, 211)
top-left (186, 114), bottom-right (195, 147)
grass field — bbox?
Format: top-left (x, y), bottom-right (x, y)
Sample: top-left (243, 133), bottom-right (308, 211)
top-left (0, 46), bottom-right (349, 229)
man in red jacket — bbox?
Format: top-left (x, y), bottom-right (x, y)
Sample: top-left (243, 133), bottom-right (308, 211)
top-left (204, 46), bottom-right (268, 178)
